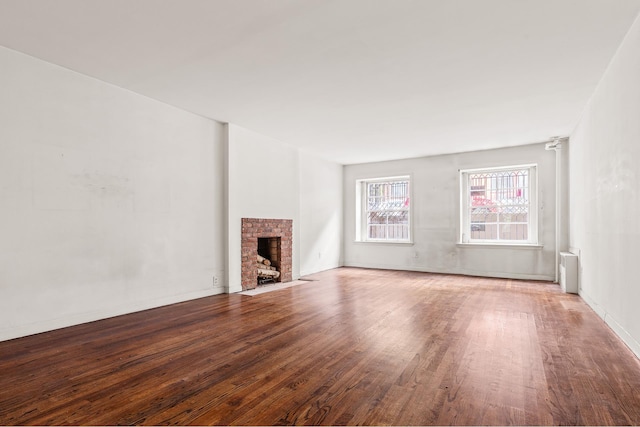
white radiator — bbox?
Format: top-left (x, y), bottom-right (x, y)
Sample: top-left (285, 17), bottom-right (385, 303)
top-left (559, 252), bottom-right (578, 293)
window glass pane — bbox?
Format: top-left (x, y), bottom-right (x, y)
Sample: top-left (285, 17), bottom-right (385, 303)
top-left (498, 212), bottom-right (528, 223)
top-left (368, 212), bottom-right (387, 224)
top-left (499, 224), bottom-right (528, 240)
top-left (466, 167), bottom-right (531, 242)
top-left (471, 223), bottom-right (497, 240)
top-left (364, 179), bottom-right (410, 241)
top-left (368, 225), bottom-right (386, 239)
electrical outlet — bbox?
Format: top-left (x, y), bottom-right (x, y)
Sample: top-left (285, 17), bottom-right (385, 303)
top-left (213, 276), bottom-right (219, 287)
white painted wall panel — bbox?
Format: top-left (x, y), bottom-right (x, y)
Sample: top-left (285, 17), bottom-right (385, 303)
top-left (569, 15), bottom-right (640, 357)
top-left (0, 47), bottom-right (226, 341)
top-left (299, 151), bottom-right (343, 276)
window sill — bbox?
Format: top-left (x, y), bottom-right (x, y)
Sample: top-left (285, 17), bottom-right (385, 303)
top-left (457, 242), bottom-right (543, 249)
top-left (355, 240), bottom-right (414, 246)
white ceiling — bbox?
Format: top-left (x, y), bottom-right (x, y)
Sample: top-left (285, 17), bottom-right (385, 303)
top-left (1, 0), bottom-right (639, 164)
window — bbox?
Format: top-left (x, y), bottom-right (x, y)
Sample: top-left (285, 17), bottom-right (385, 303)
top-left (356, 176), bottom-right (411, 242)
top-left (460, 165), bottom-right (537, 244)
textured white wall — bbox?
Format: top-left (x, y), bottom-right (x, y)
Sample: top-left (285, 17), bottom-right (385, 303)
top-left (0, 47), bottom-right (226, 341)
top-left (298, 151), bottom-right (343, 276)
top-left (343, 143), bottom-right (556, 281)
top-left (569, 15), bottom-right (640, 357)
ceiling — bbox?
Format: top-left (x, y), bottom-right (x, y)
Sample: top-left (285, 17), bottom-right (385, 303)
top-left (1, 0), bottom-right (639, 164)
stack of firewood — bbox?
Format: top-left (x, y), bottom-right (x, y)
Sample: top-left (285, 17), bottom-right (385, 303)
top-left (257, 254), bottom-right (280, 280)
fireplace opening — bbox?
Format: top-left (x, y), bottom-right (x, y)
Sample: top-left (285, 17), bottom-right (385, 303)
top-left (257, 237), bottom-right (281, 285)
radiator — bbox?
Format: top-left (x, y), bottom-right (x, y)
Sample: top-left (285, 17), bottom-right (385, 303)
top-left (559, 252), bottom-right (578, 294)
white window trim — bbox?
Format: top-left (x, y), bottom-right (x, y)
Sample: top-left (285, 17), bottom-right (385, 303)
top-left (356, 175), bottom-right (413, 244)
top-left (459, 164), bottom-right (538, 245)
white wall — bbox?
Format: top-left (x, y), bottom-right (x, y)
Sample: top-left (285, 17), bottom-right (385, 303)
top-left (569, 14), bottom-right (640, 357)
top-left (0, 47), bottom-right (227, 341)
top-left (225, 124), bottom-right (343, 292)
top-left (344, 143), bottom-right (556, 281)
top-left (299, 151), bottom-right (343, 276)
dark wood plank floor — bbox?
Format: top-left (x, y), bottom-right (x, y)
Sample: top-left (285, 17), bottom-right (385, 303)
top-left (2, 267), bottom-right (640, 425)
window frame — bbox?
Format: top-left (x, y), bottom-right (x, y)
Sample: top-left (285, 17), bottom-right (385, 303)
top-left (459, 164), bottom-right (538, 245)
top-left (356, 175), bottom-right (412, 243)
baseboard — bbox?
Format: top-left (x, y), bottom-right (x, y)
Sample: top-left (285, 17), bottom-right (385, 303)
top-left (580, 291), bottom-right (640, 359)
top-left (0, 288), bottom-right (225, 342)
top-left (299, 263), bottom-right (342, 279)
top-left (343, 262), bottom-right (554, 282)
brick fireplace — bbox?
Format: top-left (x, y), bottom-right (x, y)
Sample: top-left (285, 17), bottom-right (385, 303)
top-left (241, 218), bottom-right (292, 290)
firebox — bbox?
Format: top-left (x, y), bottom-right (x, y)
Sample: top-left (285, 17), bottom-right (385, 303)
top-left (257, 237), bottom-right (281, 285)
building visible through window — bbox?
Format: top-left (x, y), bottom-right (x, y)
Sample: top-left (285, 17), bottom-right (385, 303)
top-left (356, 177), bottom-right (411, 242)
top-left (461, 165), bottom-right (537, 244)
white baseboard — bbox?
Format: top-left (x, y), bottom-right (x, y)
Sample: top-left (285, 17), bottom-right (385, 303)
top-left (580, 291), bottom-right (640, 359)
top-left (0, 288), bottom-right (225, 342)
top-left (343, 262), bottom-right (554, 282)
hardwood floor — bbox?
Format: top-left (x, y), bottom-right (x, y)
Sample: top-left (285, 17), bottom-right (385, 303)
top-left (1, 267), bottom-right (640, 425)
